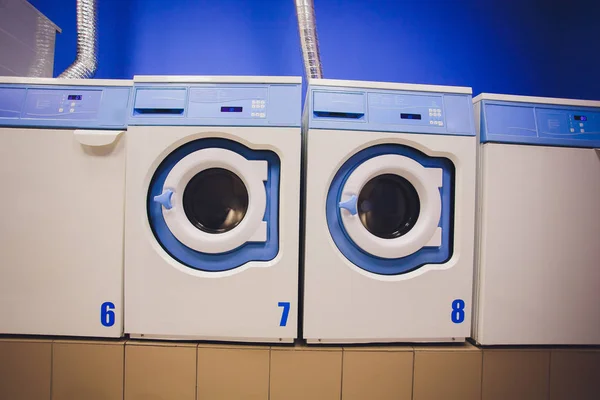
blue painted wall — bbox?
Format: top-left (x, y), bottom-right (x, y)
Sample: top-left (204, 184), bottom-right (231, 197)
top-left (27, 0), bottom-right (600, 99)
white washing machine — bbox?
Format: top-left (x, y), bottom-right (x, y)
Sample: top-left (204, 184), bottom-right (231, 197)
top-left (124, 76), bottom-right (302, 342)
top-left (302, 79), bottom-right (477, 343)
top-left (0, 77), bottom-right (131, 337)
top-left (473, 94), bottom-right (600, 345)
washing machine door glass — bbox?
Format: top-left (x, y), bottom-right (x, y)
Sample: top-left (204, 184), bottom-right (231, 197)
top-left (183, 168), bottom-right (249, 234)
top-left (357, 174), bottom-right (421, 239)
top-left (339, 154), bottom-right (442, 259)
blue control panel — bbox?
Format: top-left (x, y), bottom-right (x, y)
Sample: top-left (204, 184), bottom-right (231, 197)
top-left (479, 99), bottom-right (600, 148)
top-left (128, 83), bottom-right (301, 127)
top-left (0, 83), bottom-right (131, 129)
top-left (306, 85), bottom-right (475, 136)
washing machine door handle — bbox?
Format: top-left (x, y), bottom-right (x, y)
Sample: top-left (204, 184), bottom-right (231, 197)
top-left (154, 189), bottom-right (174, 210)
top-left (339, 195), bottom-right (358, 215)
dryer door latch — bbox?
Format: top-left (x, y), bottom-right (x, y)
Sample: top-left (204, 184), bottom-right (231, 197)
top-left (154, 189), bottom-right (174, 210)
top-left (339, 195), bottom-right (358, 215)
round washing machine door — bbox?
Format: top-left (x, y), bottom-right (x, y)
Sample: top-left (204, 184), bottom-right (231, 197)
top-left (154, 148), bottom-right (268, 255)
top-left (337, 154), bottom-right (443, 259)
top-left (327, 144), bottom-right (452, 275)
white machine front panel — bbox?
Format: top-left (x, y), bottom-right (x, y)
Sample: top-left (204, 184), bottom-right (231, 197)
top-left (124, 126), bottom-right (301, 342)
top-left (302, 128), bottom-right (476, 343)
top-left (476, 143), bottom-right (600, 345)
top-left (0, 128), bottom-right (125, 337)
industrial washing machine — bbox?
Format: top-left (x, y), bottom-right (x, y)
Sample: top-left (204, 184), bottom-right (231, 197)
top-left (124, 76), bottom-right (301, 342)
top-left (0, 77), bottom-right (131, 337)
top-left (302, 79), bottom-right (477, 343)
top-left (473, 93), bottom-right (600, 345)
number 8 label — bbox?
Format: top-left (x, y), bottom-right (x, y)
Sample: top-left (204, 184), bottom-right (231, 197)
top-left (451, 299), bottom-right (465, 324)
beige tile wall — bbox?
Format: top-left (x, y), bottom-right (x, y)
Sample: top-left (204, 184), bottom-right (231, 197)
top-left (549, 349), bottom-right (600, 400)
top-left (482, 349), bottom-right (550, 400)
top-left (124, 341), bottom-right (197, 400)
top-left (413, 344), bottom-right (482, 400)
top-left (0, 338), bottom-right (598, 399)
top-left (197, 344), bottom-right (270, 400)
top-left (52, 340), bottom-right (125, 400)
top-left (270, 346), bottom-right (343, 400)
top-left (0, 339), bottom-right (52, 400)
top-left (342, 347), bottom-right (413, 400)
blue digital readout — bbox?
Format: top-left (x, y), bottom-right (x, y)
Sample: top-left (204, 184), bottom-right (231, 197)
top-left (574, 115), bottom-right (587, 121)
top-left (68, 95), bottom-right (82, 100)
top-left (220, 106), bottom-right (243, 113)
top-left (401, 113), bottom-right (422, 120)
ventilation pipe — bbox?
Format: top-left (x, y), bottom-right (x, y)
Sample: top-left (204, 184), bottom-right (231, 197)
top-left (27, 13), bottom-right (60, 77)
top-left (59, 0), bottom-right (98, 78)
top-left (294, 0), bottom-right (323, 79)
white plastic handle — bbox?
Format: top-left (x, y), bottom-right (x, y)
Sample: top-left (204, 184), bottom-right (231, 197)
top-left (74, 130), bottom-right (124, 146)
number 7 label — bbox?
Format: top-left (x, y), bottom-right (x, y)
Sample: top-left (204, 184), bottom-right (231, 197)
top-left (278, 302), bottom-right (290, 327)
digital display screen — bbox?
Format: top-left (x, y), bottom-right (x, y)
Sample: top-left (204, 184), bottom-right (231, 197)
top-left (221, 106), bottom-right (243, 113)
top-left (574, 115), bottom-right (587, 121)
top-left (68, 95), bottom-right (82, 101)
top-left (401, 113), bottom-right (422, 120)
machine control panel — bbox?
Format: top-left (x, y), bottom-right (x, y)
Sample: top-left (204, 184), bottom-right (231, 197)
top-left (129, 83), bottom-right (301, 127)
top-left (481, 100), bottom-right (600, 148)
top-left (537, 109), bottom-right (599, 135)
top-left (0, 85), bottom-right (131, 129)
top-left (21, 89), bottom-right (102, 119)
top-left (308, 86), bottom-right (475, 137)
top-left (368, 92), bottom-right (446, 127)
top-left (188, 87), bottom-right (269, 119)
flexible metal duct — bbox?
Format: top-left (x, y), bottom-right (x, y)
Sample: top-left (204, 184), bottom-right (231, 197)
top-left (27, 14), bottom-right (59, 77)
top-left (294, 0), bottom-right (323, 79)
top-left (59, 0), bottom-right (98, 78)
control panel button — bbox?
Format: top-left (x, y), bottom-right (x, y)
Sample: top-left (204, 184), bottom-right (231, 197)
top-left (570, 128), bottom-right (575, 132)
top-left (69, 108), bottom-right (75, 113)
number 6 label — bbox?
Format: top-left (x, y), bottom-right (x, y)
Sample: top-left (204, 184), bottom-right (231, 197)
top-left (100, 302), bottom-right (115, 327)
